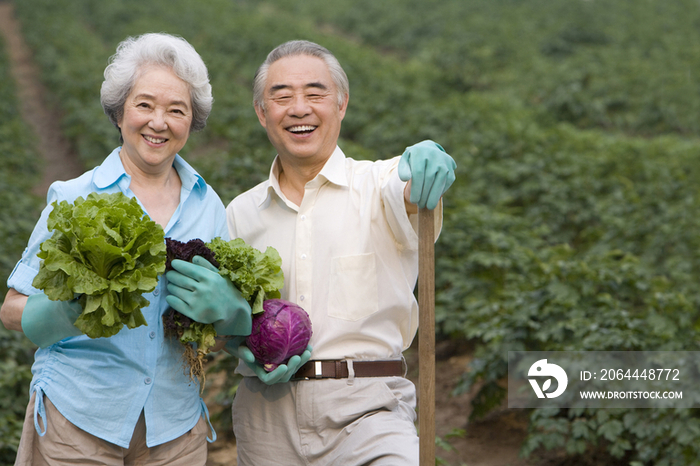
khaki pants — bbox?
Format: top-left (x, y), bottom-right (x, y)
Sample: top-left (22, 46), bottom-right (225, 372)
top-left (233, 376), bottom-right (419, 465)
top-left (14, 392), bottom-right (209, 466)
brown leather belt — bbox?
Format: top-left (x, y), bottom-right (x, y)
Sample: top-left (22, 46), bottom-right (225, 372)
top-left (292, 359), bottom-right (405, 380)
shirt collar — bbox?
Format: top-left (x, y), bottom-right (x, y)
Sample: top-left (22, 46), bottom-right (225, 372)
top-left (92, 148), bottom-right (129, 189)
top-left (258, 145), bottom-right (348, 207)
top-left (316, 145), bottom-right (348, 187)
top-left (92, 147), bottom-right (207, 194)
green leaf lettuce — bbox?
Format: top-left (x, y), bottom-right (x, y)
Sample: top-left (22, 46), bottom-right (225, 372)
top-left (206, 237), bottom-right (284, 315)
top-left (32, 192), bottom-right (166, 338)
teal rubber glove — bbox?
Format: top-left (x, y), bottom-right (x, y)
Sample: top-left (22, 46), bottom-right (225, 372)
top-left (225, 336), bottom-right (312, 385)
top-left (165, 256), bottom-right (252, 336)
top-left (21, 293), bottom-right (83, 348)
top-left (398, 140), bottom-right (457, 210)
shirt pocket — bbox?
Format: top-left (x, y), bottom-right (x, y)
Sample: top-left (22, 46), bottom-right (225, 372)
top-left (328, 253), bottom-right (379, 321)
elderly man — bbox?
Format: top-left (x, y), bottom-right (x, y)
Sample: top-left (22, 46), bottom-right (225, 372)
top-left (226, 40), bottom-right (456, 465)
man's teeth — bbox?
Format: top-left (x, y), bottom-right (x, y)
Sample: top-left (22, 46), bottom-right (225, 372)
top-left (144, 135), bottom-right (167, 144)
top-left (288, 125), bottom-right (316, 133)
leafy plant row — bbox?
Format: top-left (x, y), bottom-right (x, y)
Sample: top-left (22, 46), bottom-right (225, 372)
top-left (261, 0), bottom-right (700, 138)
top-left (433, 104), bottom-right (700, 463)
top-left (0, 30), bottom-right (44, 463)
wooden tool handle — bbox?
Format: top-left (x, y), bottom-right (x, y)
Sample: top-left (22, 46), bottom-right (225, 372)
top-left (418, 207), bottom-right (435, 465)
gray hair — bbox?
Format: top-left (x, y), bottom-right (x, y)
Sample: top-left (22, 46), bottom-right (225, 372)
top-left (253, 40), bottom-right (349, 111)
top-left (100, 33), bottom-right (213, 135)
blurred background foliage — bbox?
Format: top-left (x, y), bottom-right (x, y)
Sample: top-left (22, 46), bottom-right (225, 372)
top-left (2, 0), bottom-right (700, 464)
top-left (0, 25), bottom-right (43, 461)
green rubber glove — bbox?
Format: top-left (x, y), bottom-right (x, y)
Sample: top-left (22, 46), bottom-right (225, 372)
top-left (398, 140), bottom-right (457, 210)
top-left (225, 336), bottom-right (312, 385)
top-left (21, 293), bottom-right (83, 348)
top-left (165, 256), bottom-right (252, 336)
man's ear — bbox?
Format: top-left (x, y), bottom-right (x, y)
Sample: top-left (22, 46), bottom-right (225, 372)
top-left (338, 93), bottom-right (349, 121)
top-left (254, 103), bottom-right (267, 128)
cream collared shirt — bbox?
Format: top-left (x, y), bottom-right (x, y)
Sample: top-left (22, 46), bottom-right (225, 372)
top-left (226, 146), bottom-right (441, 369)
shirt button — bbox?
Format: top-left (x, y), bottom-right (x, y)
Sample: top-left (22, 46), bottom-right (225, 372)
top-left (149, 331), bottom-right (156, 339)
top-left (300, 295), bottom-right (305, 301)
top-left (153, 288), bottom-right (160, 296)
top-left (144, 377), bottom-right (152, 385)
top-left (301, 254), bottom-right (307, 260)
top-left (300, 215), bottom-right (306, 221)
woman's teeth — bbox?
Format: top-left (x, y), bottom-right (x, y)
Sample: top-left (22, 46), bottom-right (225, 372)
top-left (144, 135), bottom-right (166, 143)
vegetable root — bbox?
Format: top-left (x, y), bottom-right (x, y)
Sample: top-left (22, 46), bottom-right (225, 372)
top-left (163, 308), bottom-right (213, 392)
top-left (182, 342), bottom-right (207, 391)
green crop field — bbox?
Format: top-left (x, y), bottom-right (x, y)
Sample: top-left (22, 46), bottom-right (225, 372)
top-left (2, 0), bottom-right (700, 464)
top-left (0, 21), bottom-right (43, 461)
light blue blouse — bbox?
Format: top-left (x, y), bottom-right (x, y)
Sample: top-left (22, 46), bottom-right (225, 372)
top-left (7, 147), bottom-right (229, 448)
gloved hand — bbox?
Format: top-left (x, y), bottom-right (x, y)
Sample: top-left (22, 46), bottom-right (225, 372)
top-left (225, 336), bottom-right (312, 385)
top-left (21, 293), bottom-right (83, 348)
top-left (166, 256), bottom-right (252, 336)
top-left (398, 140), bottom-right (457, 210)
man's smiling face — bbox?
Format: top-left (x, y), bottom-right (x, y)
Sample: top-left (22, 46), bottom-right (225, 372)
top-left (255, 54), bottom-right (348, 166)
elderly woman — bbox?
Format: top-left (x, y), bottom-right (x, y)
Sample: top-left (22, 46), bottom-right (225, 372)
top-left (0, 33), bottom-right (251, 465)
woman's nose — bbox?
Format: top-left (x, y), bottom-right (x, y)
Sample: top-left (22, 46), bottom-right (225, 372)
top-left (149, 109), bottom-right (168, 131)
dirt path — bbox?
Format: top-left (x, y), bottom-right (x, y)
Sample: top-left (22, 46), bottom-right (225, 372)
top-left (0, 1), bottom-right (84, 196)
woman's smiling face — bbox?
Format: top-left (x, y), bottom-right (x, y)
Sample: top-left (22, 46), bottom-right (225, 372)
top-left (118, 65), bottom-right (193, 174)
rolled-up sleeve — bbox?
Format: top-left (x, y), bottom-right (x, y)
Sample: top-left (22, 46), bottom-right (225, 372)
top-left (380, 157), bottom-right (442, 251)
top-left (7, 187), bottom-right (59, 295)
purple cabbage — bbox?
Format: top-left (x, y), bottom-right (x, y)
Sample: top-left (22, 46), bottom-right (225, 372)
top-left (246, 299), bottom-right (312, 371)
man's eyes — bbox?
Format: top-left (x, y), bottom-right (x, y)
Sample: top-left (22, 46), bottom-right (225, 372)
top-left (272, 94), bottom-right (327, 103)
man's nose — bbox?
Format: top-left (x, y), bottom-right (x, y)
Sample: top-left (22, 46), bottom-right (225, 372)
top-left (288, 95), bottom-right (311, 116)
